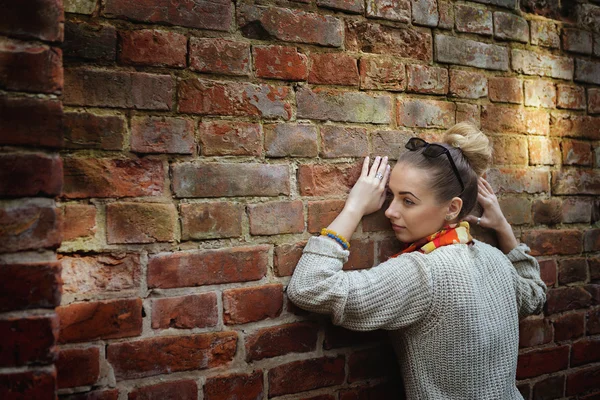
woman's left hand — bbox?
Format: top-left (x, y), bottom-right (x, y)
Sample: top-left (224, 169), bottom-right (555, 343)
top-left (344, 156), bottom-right (391, 216)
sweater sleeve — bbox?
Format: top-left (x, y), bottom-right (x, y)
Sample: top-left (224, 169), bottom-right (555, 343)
top-left (286, 236), bottom-right (433, 331)
top-left (506, 243), bottom-right (547, 318)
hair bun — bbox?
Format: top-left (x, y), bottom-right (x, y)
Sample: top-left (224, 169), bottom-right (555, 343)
top-left (442, 122), bottom-right (492, 176)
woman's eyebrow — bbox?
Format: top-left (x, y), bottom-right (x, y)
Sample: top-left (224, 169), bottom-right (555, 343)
top-left (397, 191), bottom-right (421, 200)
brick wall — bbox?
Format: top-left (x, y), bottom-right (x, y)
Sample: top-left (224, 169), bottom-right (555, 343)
top-left (3, 0), bottom-right (600, 398)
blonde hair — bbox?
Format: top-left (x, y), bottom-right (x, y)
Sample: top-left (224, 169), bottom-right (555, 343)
top-left (442, 122), bottom-right (492, 177)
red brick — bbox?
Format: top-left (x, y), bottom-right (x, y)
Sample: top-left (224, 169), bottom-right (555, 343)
top-left (522, 229), bottom-right (583, 256)
top-left (0, 0), bottom-right (64, 42)
top-left (365, 0), bottom-right (410, 22)
top-left (307, 200), bottom-right (346, 233)
top-left (498, 196), bottom-right (531, 225)
top-left (0, 153), bottom-right (62, 197)
top-left (358, 56), bottom-right (406, 91)
top-left (562, 197), bottom-right (592, 223)
top-left (371, 129), bottom-right (413, 160)
top-left (455, 4), bottom-right (492, 35)
top-left (63, 20), bottom-right (116, 62)
top-left (539, 259), bottom-right (557, 287)
top-left (546, 287), bottom-right (592, 314)
top-left (62, 389), bottom-right (119, 400)
top-left (562, 140), bottom-right (593, 166)
top-left (532, 375), bottom-right (564, 400)
top-left (0, 315), bottom-right (58, 367)
top-left (406, 64), bottom-right (448, 94)
top-left (485, 168), bottom-right (549, 194)
top-left (268, 356), bottom-right (345, 397)
top-left (517, 346), bottom-right (569, 379)
top-left (64, 112), bottom-right (126, 150)
top-left (512, 48), bottom-right (573, 80)
top-left (528, 136), bottom-right (561, 165)
top-left (309, 53), bottom-right (358, 86)
top-left (298, 162), bottom-right (362, 196)
top-left (344, 239), bottom-right (375, 270)
top-left (550, 112), bottom-right (600, 140)
top-left (204, 371), bottom-right (263, 400)
top-left (0, 262), bottom-right (61, 312)
top-left (557, 84), bottom-right (586, 110)
top-left (524, 80), bottom-right (556, 108)
top-left (0, 199), bottom-right (61, 253)
top-left (493, 12), bottom-right (528, 42)
top-left (339, 382), bottom-right (402, 400)
top-left (253, 45), bottom-right (308, 81)
top-left (589, 88), bottom-right (600, 114)
top-left (178, 78), bottom-right (291, 119)
top-left (64, 68), bottom-right (172, 110)
top-left (147, 246), bottom-right (268, 289)
top-left (518, 317), bottom-right (552, 348)
top-left (61, 253), bottom-right (140, 299)
top-left (107, 332), bottom-right (237, 380)
top-left (62, 204), bottom-right (96, 241)
top-left (172, 162), bottom-right (289, 198)
top-left (223, 284), bottom-right (283, 325)
top-left (411, 0), bottom-right (439, 27)
top-left (589, 307), bottom-right (600, 335)
top-left (57, 298), bottom-right (142, 343)
top-left (456, 103), bottom-right (480, 127)
top-left (189, 38), bottom-right (250, 76)
top-left (563, 28), bottom-right (593, 55)
top-left (488, 77), bottom-right (523, 104)
top-left (0, 370), bottom-right (56, 400)
top-left (317, 0), bottom-right (363, 13)
top-left (238, 4), bottom-right (343, 47)
top-left (152, 293), bottom-right (217, 330)
top-left (119, 29), bottom-right (186, 67)
top-left (104, 0), bottom-right (232, 31)
top-left (0, 37), bottom-right (62, 94)
top-left (566, 365), bottom-right (600, 396)
top-left (199, 121), bottom-right (261, 157)
top-left (348, 346), bottom-right (395, 382)
top-left (303, 396), bottom-right (336, 400)
top-left (435, 35), bottom-right (508, 71)
top-left (438, 0), bottom-right (454, 29)
top-left (449, 70), bottom-right (487, 99)
top-left (129, 380), bottom-right (197, 400)
top-left (491, 136), bottom-right (528, 166)
top-left (56, 347), bottom-right (99, 388)
top-left (106, 203), bottom-right (176, 244)
top-left (586, 229), bottom-right (600, 252)
top-left (323, 323), bottom-right (386, 349)
top-left (482, 105), bottom-right (549, 135)
top-left (530, 19), bottom-right (560, 48)
top-left (180, 202), bottom-right (243, 240)
top-left (248, 201), bottom-right (304, 236)
top-left (397, 98), bottom-right (455, 128)
top-left (532, 198), bottom-right (562, 225)
top-left (264, 123), bottom-right (318, 157)
top-left (131, 116), bottom-right (194, 154)
top-left (363, 199), bottom-right (392, 232)
top-left (345, 21), bottom-right (432, 62)
top-left (552, 170), bottom-right (600, 195)
top-left (553, 312), bottom-right (585, 341)
top-left (245, 322), bottom-right (319, 361)
top-left (320, 125), bottom-right (368, 158)
top-left (274, 241), bottom-right (306, 277)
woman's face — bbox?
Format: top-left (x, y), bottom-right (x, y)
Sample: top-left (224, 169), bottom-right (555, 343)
top-left (384, 163), bottom-right (452, 243)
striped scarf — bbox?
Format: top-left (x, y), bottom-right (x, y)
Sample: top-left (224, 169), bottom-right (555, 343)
top-left (389, 221), bottom-right (473, 258)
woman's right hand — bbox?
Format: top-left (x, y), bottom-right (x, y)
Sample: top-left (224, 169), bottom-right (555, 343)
top-left (465, 177), bottom-right (508, 230)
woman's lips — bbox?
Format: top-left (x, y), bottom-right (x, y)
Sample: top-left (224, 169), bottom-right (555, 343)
top-left (391, 224), bottom-right (405, 231)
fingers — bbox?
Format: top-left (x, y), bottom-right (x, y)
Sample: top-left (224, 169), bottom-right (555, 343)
top-left (361, 156), bottom-right (370, 177)
top-left (368, 156), bottom-right (382, 178)
top-left (380, 164), bottom-right (391, 186)
top-left (480, 177), bottom-right (495, 194)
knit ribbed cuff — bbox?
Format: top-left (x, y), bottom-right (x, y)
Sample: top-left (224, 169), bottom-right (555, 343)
top-left (304, 235), bottom-right (350, 263)
top-left (506, 243), bottom-right (533, 263)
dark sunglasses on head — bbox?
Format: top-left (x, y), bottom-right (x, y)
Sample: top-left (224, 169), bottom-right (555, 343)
top-left (405, 137), bottom-right (465, 193)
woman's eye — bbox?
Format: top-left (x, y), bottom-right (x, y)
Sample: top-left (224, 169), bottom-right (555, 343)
top-left (403, 198), bottom-right (414, 205)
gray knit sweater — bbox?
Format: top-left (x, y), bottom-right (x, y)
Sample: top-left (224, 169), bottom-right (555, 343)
top-left (287, 236), bottom-right (547, 400)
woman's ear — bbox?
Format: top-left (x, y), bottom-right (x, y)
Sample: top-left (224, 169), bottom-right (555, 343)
top-left (447, 197), bottom-right (463, 219)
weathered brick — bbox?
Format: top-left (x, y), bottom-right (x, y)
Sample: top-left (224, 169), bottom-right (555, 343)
top-left (204, 372), bottom-right (263, 400)
top-left (516, 346), bottom-right (569, 379)
top-left (547, 287), bottom-right (592, 314)
top-left (540, 259), bottom-right (557, 287)
top-left (345, 21), bottom-right (432, 62)
top-left (245, 322), bottom-right (319, 361)
top-left (0, 370), bottom-right (56, 400)
top-left (559, 258), bottom-right (588, 285)
top-left (178, 78), bottom-right (291, 119)
top-left (552, 170), bottom-right (600, 195)
top-left (57, 298), bottom-right (142, 343)
top-left (406, 64), bottom-right (448, 94)
top-left (550, 112), bottom-right (600, 140)
top-left (129, 380), bottom-right (197, 400)
top-left (438, 0), bottom-right (454, 29)
top-left (223, 284), bottom-right (283, 325)
top-left (0, 153), bottom-right (62, 197)
top-left (63, 20), bottom-right (116, 61)
top-left (318, 0), bottom-right (363, 13)
top-left (524, 80), bottom-right (556, 108)
top-left (199, 121), bottom-right (261, 157)
top-left (366, 0), bottom-right (410, 22)
top-left (455, 103), bottom-right (480, 127)
top-left (576, 3), bottom-right (600, 33)
top-left (556, 84), bottom-right (586, 110)
top-left (307, 200), bottom-right (346, 233)
top-left (449, 70), bottom-right (487, 99)
top-left (481, 105), bottom-right (549, 135)
top-left (131, 116), bottom-right (194, 154)
top-left (61, 388), bottom-right (119, 400)
top-left (493, 12), bottom-right (528, 43)
top-left (264, 123), bottom-right (318, 157)
top-left (0, 315), bottom-right (58, 367)
top-left (589, 88), bottom-right (600, 114)
top-left (297, 87), bottom-right (391, 124)
top-left (253, 45), bottom-right (308, 81)
top-left (520, 0), bottom-right (561, 19)
top-left (363, 199), bottom-right (393, 232)
top-left (512, 48), bottom-right (573, 80)
top-left (348, 346), bottom-right (395, 382)
top-left (519, 317), bottom-right (552, 348)
top-left (533, 375), bottom-right (564, 400)
top-left (298, 162), bottom-right (362, 196)
top-left (566, 365), bottom-right (600, 396)
top-left (147, 246), bottom-right (268, 289)
top-left (412, 0), bottom-right (439, 27)
top-left (454, 4), bottom-right (492, 35)
top-left (492, 136), bottom-right (528, 166)
top-left (64, 0), bottom-right (97, 15)
top-left (0, 37), bottom-right (62, 94)
top-left (180, 202), bottom-right (243, 240)
top-left (586, 229), bottom-right (600, 252)
top-left (435, 35), bottom-right (508, 70)
top-left (344, 239), bottom-right (375, 271)
top-left (274, 241), bottom-right (306, 276)
top-left (488, 77), bottom-right (522, 104)
top-left (575, 59), bottom-right (600, 85)
top-left (104, 0), bottom-right (232, 31)
top-left (323, 323), bottom-right (386, 349)
top-left (359, 56), bottom-right (406, 91)
top-left (238, 4), bottom-right (343, 47)
top-left (0, 96), bottom-right (63, 148)
top-left (571, 338), bottom-right (600, 367)
top-left (562, 140), bottom-right (593, 166)
top-left (56, 347), bottom-right (99, 388)
top-left (119, 29), bottom-right (186, 67)
top-left (553, 312), bottom-right (585, 341)
top-left (522, 229), bottom-right (583, 256)
top-left (320, 125), bottom-right (368, 158)
top-left (62, 204), bottom-right (96, 241)
top-left (63, 157), bottom-right (164, 198)
top-left (248, 201), bottom-right (304, 235)
top-left (372, 129), bottom-right (413, 160)
top-left (340, 382), bottom-right (403, 400)
top-left (595, 34), bottom-right (600, 57)
top-left (397, 99), bottom-right (455, 128)
top-left (470, 0), bottom-right (516, 9)
top-left (309, 53), bottom-right (359, 86)
top-left (64, 112), bottom-right (126, 150)
top-left (532, 198), bottom-right (562, 225)
top-left (152, 293), bottom-right (218, 330)
top-left (189, 38), bottom-right (250, 76)
top-left (106, 202), bottom-right (176, 244)
top-left (171, 163), bottom-right (289, 198)
top-left (0, 199), bottom-right (61, 253)
top-left (562, 197), bottom-right (592, 224)
top-left (0, 0), bottom-right (64, 42)
top-left (107, 332), bottom-right (237, 380)
top-left (563, 28), bottom-right (593, 55)
top-left (486, 168), bottom-right (549, 194)
top-left (268, 356), bottom-right (345, 397)
top-left (530, 20), bottom-right (560, 48)
top-left (0, 262), bottom-right (61, 312)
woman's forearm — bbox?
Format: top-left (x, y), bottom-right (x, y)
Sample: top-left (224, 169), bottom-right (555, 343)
top-left (496, 220), bottom-right (519, 254)
top-left (322, 206), bottom-right (364, 247)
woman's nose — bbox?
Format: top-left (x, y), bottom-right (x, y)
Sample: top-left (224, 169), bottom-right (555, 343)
top-left (384, 200), bottom-right (398, 219)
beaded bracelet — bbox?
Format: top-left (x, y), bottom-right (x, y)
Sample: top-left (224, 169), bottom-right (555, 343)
top-left (320, 228), bottom-right (350, 250)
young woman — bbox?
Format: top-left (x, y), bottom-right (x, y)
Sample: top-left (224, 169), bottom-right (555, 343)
top-left (287, 122), bottom-right (547, 400)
